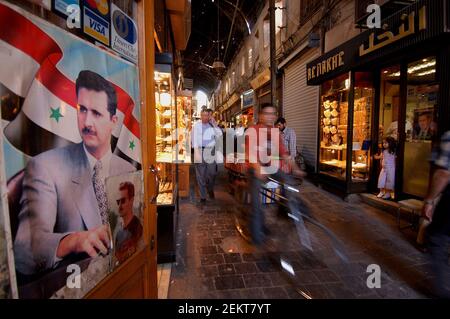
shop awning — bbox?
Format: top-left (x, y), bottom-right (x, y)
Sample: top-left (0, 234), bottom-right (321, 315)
top-left (224, 93), bottom-right (240, 110)
top-left (165, 0), bottom-right (191, 50)
top-left (250, 68), bottom-right (270, 90)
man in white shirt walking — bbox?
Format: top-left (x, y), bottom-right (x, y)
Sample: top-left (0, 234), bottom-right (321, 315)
top-left (192, 108), bottom-right (222, 202)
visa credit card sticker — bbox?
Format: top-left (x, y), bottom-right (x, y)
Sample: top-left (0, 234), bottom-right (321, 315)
top-left (82, 0), bottom-right (110, 46)
top-left (83, 6), bottom-right (110, 45)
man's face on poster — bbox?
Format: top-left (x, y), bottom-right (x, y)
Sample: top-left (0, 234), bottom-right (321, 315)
top-left (117, 189), bottom-right (133, 218)
top-left (77, 87), bottom-right (117, 153)
top-left (418, 114), bottom-right (431, 131)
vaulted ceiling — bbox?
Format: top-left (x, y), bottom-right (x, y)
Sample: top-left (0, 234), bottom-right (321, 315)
top-left (182, 0), bottom-right (265, 96)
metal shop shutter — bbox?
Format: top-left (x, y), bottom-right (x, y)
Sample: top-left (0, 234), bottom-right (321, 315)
top-left (283, 48), bottom-right (320, 171)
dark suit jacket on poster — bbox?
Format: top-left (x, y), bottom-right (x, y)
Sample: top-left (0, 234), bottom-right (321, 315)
top-left (14, 143), bottom-right (136, 275)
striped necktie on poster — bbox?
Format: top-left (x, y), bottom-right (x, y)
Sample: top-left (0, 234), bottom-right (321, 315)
top-left (93, 160), bottom-right (109, 225)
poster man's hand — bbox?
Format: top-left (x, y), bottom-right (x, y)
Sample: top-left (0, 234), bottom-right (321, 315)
top-left (57, 225), bottom-right (110, 258)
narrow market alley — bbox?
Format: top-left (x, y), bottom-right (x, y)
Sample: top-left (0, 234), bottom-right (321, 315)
top-left (167, 167), bottom-right (434, 299)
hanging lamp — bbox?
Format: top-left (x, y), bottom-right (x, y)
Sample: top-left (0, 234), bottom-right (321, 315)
top-left (212, 0), bottom-right (226, 74)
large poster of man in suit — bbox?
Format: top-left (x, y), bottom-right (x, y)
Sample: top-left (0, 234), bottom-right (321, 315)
top-left (0, 1), bottom-right (142, 298)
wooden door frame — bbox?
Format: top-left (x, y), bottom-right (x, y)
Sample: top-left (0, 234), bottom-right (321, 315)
top-left (369, 69), bottom-right (381, 193)
top-left (138, 0), bottom-right (158, 299)
top-left (86, 0), bottom-right (158, 299)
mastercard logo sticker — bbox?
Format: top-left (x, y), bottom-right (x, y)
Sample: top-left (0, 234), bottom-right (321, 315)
top-left (85, 0), bottom-right (109, 16)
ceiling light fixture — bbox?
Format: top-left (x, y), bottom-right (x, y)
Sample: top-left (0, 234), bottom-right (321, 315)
top-left (416, 69), bottom-right (436, 76)
top-left (389, 72), bottom-right (401, 77)
top-left (213, 0), bottom-right (226, 74)
top-left (408, 60), bottom-right (436, 73)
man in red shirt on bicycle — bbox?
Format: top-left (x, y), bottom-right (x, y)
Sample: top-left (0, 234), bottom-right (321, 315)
top-left (245, 103), bottom-right (305, 245)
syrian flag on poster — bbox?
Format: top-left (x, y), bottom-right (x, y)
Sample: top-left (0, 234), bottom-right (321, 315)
top-left (0, 1), bottom-right (141, 166)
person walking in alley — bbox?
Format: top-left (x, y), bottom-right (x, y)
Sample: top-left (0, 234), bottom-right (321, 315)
top-left (207, 108), bottom-right (221, 194)
top-left (422, 130), bottom-right (450, 298)
top-left (275, 117), bottom-right (297, 159)
top-left (276, 117), bottom-right (297, 174)
top-left (245, 103), bottom-right (305, 244)
top-left (192, 108), bottom-right (222, 202)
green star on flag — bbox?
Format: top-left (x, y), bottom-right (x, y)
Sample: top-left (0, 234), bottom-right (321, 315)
top-left (129, 140), bottom-right (136, 151)
top-left (50, 107), bottom-right (63, 123)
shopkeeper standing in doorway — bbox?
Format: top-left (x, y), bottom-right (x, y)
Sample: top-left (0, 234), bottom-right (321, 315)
top-left (192, 108), bottom-right (222, 203)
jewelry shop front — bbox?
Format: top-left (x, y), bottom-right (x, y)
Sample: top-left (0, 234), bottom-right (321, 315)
top-left (307, 0), bottom-right (450, 199)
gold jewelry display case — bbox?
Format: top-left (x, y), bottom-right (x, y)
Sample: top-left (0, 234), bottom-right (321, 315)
top-left (319, 73), bottom-right (373, 188)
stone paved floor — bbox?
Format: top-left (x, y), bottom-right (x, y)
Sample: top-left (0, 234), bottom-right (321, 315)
top-left (167, 166), bottom-right (436, 299)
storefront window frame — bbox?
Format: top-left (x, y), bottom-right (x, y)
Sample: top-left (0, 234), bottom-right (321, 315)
top-left (349, 53), bottom-right (440, 197)
top-left (317, 70), bottom-right (377, 191)
top-left (318, 72), bottom-right (351, 182)
top-left (351, 72), bottom-right (375, 183)
top-left (345, 72), bottom-right (356, 188)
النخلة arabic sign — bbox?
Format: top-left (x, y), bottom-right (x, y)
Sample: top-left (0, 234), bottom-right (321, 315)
top-left (306, 0), bottom-right (444, 86)
top-left (359, 6), bottom-right (427, 57)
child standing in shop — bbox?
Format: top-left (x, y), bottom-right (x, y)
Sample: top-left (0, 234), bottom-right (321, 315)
top-left (374, 136), bottom-right (397, 200)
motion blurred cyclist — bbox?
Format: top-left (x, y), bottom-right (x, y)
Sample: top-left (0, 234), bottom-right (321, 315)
top-left (244, 103), bottom-right (305, 245)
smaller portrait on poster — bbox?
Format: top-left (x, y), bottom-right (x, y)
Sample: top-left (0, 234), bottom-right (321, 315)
top-left (106, 171), bottom-right (144, 268)
top-left (413, 107), bottom-right (437, 141)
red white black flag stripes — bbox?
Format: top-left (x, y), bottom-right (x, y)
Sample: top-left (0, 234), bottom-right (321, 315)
top-left (0, 1), bottom-right (141, 165)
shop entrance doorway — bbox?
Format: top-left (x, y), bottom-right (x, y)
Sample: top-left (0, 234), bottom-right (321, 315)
top-left (376, 57), bottom-right (438, 199)
top-left (376, 65), bottom-right (401, 198)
